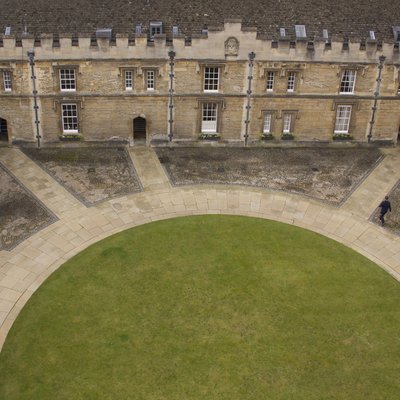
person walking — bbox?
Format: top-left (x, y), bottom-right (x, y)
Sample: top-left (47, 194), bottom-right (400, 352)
top-left (378, 195), bottom-right (391, 225)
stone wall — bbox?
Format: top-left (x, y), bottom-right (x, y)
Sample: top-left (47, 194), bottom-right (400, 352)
top-left (0, 21), bottom-right (399, 145)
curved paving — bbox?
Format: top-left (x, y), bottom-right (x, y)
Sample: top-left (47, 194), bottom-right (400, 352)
top-left (1, 146), bottom-right (400, 351)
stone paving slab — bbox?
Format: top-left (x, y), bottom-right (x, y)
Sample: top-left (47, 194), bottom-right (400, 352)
top-left (1, 146), bottom-right (400, 352)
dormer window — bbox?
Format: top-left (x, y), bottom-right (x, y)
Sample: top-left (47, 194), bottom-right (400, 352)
top-left (295, 25), bottom-right (306, 38)
top-left (392, 27), bottom-right (400, 42)
top-left (279, 28), bottom-right (286, 38)
top-left (369, 31), bottom-right (376, 40)
top-left (322, 29), bottom-right (329, 42)
top-left (172, 25), bottom-right (179, 37)
top-left (135, 24), bottom-right (142, 35)
top-left (4, 26), bottom-right (11, 35)
top-left (149, 22), bottom-right (162, 40)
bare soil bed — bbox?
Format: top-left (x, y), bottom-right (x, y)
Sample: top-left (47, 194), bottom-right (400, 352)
top-left (156, 147), bottom-right (383, 205)
top-left (22, 147), bottom-right (142, 206)
top-left (371, 181), bottom-right (400, 234)
top-left (0, 164), bottom-right (57, 251)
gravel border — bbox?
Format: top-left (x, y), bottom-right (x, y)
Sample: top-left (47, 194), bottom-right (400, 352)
top-left (0, 163), bottom-right (58, 251)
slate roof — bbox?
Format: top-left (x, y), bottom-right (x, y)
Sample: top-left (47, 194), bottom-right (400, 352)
top-left (0, 0), bottom-right (399, 41)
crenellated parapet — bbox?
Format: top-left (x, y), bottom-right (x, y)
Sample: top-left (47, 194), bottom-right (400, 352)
top-left (0, 21), bottom-right (399, 64)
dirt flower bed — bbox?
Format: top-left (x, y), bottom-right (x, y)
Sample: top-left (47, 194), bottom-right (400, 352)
top-left (371, 181), bottom-right (400, 234)
top-left (22, 147), bottom-right (142, 206)
top-left (0, 164), bottom-right (57, 250)
top-left (156, 147), bottom-right (382, 205)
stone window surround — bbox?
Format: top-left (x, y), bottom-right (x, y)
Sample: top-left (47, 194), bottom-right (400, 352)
top-left (61, 103), bottom-right (79, 133)
top-left (0, 68), bottom-right (13, 92)
top-left (119, 67), bottom-right (137, 91)
top-left (266, 71), bottom-right (275, 92)
top-left (334, 104), bottom-right (352, 134)
top-left (52, 65), bottom-right (80, 92)
top-left (197, 62), bottom-right (227, 93)
top-left (195, 97), bottom-right (225, 134)
top-left (331, 100), bottom-right (359, 134)
top-left (53, 99), bottom-right (83, 134)
top-left (281, 110), bottom-right (298, 133)
top-left (337, 64), bottom-right (366, 95)
top-left (261, 110), bottom-right (278, 133)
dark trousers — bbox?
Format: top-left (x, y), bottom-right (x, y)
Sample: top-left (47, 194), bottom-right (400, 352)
top-left (379, 210), bottom-right (388, 224)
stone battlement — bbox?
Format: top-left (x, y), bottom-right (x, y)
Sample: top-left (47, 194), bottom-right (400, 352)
top-left (0, 22), bottom-right (399, 64)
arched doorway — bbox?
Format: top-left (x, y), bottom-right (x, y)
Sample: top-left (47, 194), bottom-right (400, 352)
top-left (0, 118), bottom-right (8, 142)
top-left (133, 117), bottom-right (146, 141)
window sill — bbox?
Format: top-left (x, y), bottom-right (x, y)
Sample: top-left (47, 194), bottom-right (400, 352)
top-left (261, 133), bottom-right (275, 140)
top-left (199, 133), bottom-right (220, 141)
top-left (281, 133), bottom-right (294, 140)
top-left (333, 133), bottom-right (353, 141)
top-left (60, 134), bottom-right (82, 142)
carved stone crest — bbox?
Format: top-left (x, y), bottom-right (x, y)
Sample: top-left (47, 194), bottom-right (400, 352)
top-left (225, 37), bottom-right (239, 56)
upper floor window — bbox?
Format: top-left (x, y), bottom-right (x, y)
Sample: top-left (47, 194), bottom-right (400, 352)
top-left (334, 105), bottom-right (352, 133)
top-left (2, 70), bottom-right (12, 91)
top-left (340, 70), bottom-right (356, 94)
top-left (146, 70), bottom-right (155, 91)
top-left (266, 71), bottom-right (275, 91)
top-left (60, 69), bottom-right (76, 91)
top-left (125, 70), bottom-right (133, 91)
top-left (287, 71), bottom-right (296, 92)
top-left (204, 67), bottom-right (220, 92)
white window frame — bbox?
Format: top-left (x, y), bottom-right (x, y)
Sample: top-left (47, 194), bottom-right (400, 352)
top-left (334, 105), bottom-right (352, 134)
top-left (263, 113), bottom-right (273, 133)
top-left (295, 25), bottom-right (307, 38)
top-left (201, 103), bottom-right (218, 133)
top-left (61, 103), bottom-right (79, 133)
top-left (124, 70), bottom-right (133, 91)
top-left (287, 71), bottom-right (296, 92)
top-left (397, 71), bottom-right (400, 94)
top-left (149, 22), bottom-right (163, 39)
top-left (59, 68), bottom-right (76, 91)
top-left (266, 71), bottom-right (275, 92)
top-left (282, 113), bottom-right (292, 133)
top-left (3, 70), bottom-right (12, 91)
top-left (340, 70), bottom-right (356, 94)
top-left (204, 67), bottom-right (220, 92)
top-left (146, 70), bottom-right (155, 91)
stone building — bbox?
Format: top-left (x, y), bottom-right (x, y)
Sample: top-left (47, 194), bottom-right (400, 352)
top-left (0, 0), bottom-right (399, 145)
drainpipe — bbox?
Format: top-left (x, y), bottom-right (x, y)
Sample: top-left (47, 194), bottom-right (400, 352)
top-left (168, 49), bottom-right (176, 142)
top-left (27, 50), bottom-right (41, 149)
top-left (244, 52), bottom-right (256, 146)
top-left (367, 55), bottom-right (385, 143)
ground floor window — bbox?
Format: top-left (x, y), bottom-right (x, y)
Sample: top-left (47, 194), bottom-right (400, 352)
top-left (282, 113), bottom-right (293, 133)
top-left (201, 103), bottom-right (218, 133)
top-left (263, 113), bottom-right (272, 134)
top-left (334, 105), bottom-right (352, 134)
top-left (61, 104), bottom-right (78, 133)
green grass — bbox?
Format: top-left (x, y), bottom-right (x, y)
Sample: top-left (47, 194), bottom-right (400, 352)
top-left (1, 215), bottom-right (400, 399)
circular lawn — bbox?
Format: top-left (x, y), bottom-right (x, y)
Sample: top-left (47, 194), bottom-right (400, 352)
top-left (1, 215), bottom-right (400, 399)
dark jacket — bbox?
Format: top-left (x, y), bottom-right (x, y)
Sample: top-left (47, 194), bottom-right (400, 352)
top-left (379, 200), bottom-right (391, 213)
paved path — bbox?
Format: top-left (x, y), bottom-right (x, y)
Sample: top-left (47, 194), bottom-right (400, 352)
top-left (1, 146), bottom-right (400, 350)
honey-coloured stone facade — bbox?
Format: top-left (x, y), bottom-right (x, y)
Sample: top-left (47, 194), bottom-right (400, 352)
top-left (0, 21), bottom-right (399, 145)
